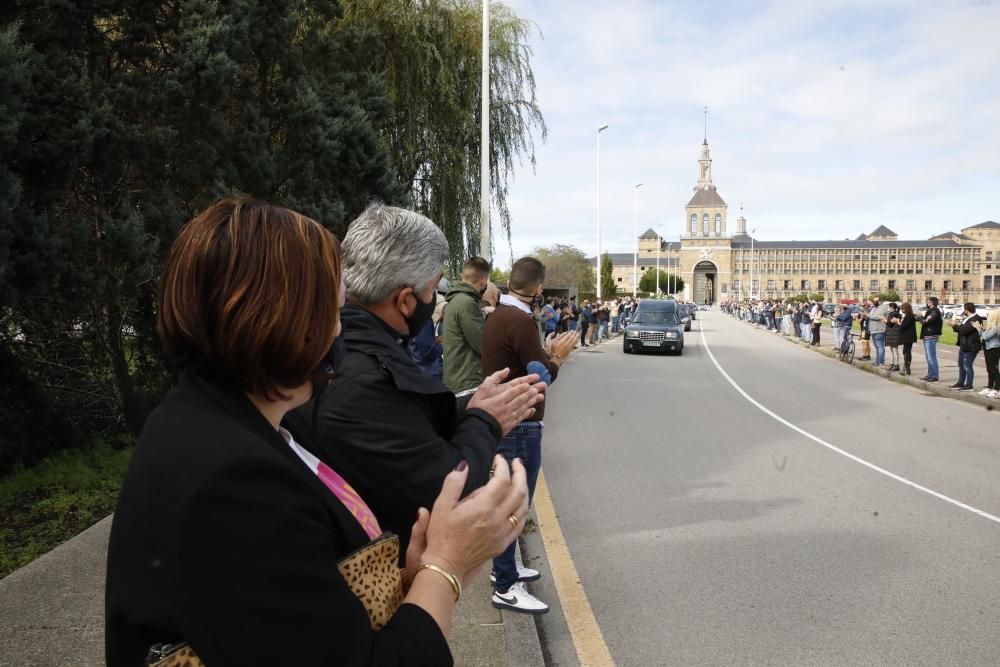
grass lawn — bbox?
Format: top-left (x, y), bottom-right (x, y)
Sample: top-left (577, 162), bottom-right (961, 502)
top-left (820, 319), bottom-right (958, 345)
top-left (0, 441), bottom-right (132, 579)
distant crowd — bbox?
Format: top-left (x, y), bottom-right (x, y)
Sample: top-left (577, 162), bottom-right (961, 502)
top-left (723, 297), bottom-right (1000, 398)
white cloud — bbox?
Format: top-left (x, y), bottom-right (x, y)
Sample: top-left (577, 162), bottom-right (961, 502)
top-left (493, 0), bottom-right (1000, 268)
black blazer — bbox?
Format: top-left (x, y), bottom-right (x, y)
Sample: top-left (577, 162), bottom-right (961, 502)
top-left (105, 374), bottom-right (451, 666)
top-left (300, 305), bottom-right (500, 555)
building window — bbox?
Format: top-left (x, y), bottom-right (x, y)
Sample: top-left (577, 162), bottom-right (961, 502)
top-left (853, 280), bottom-right (861, 290)
top-left (734, 279), bottom-right (741, 290)
top-left (702, 214), bottom-right (710, 236)
top-left (690, 214), bottom-right (697, 235)
top-left (924, 280), bottom-right (933, 290)
top-left (751, 280), bottom-right (759, 292)
top-left (617, 277), bottom-right (622, 282)
top-left (835, 280), bottom-right (844, 290)
top-left (962, 280), bottom-right (972, 291)
top-left (870, 280), bottom-right (879, 292)
top-left (888, 280), bottom-right (896, 290)
top-left (906, 280), bottom-right (915, 291)
top-left (767, 280), bottom-right (775, 290)
top-left (714, 213), bottom-right (722, 236)
top-left (943, 280), bottom-right (952, 290)
top-left (721, 283), bottom-right (728, 293)
top-left (817, 280), bottom-right (826, 290)
top-left (783, 280), bottom-right (792, 290)
top-left (801, 280), bottom-right (809, 290)
top-left (986, 276), bottom-right (994, 292)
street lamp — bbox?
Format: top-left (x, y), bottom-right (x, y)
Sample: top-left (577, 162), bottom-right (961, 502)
top-left (655, 223), bottom-right (665, 297)
top-left (749, 227), bottom-right (757, 299)
top-left (596, 124), bottom-right (609, 299)
top-left (632, 182), bottom-right (643, 297)
top-left (479, 0), bottom-right (491, 262)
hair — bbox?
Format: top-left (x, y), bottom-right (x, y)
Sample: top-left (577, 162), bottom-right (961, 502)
top-left (965, 302), bottom-right (976, 313)
top-left (461, 256), bottom-right (491, 282)
top-left (987, 309), bottom-right (1000, 329)
top-left (901, 302), bottom-right (913, 316)
top-left (928, 296), bottom-right (939, 306)
top-left (342, 202), bottom-right (449, 305)
top-left (508, 257), bottom-right (546, 294)
top-left (157, 197), bottom-right (341, 400)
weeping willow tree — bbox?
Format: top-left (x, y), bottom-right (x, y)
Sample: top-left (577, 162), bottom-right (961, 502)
top-left (339, 0), bottom-right (547, 268)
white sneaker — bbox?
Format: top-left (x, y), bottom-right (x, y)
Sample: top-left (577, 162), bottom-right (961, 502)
top-left (989, 390), bottom-right (1000, 399)
top-left (979, 388), bottom-right (992, 396)
top-left (492, 582), bottom-right (549, 615)
top-left (490, 567), bottom-right (541, 584)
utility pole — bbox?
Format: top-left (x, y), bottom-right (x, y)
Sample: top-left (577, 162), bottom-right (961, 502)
top-left (479, 0), bottom-right (491, 262)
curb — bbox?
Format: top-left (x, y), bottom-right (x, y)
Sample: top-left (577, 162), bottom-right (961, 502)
top-left (740, 321), bottom-right (998, 410)
top-left (500, 539), bottom-right (546, 667)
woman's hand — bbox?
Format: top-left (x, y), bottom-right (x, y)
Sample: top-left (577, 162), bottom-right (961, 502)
top-left (421, 456), bottom-right (529, 588)
top-left (403, 507), bottom-right (431, 592)
top-left (468, 369), bottom-right (546, 435)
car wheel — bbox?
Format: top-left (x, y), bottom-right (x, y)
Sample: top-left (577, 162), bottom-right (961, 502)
top-left (685, 323), bottom-right (691, 332)
top-left (676, 347), bottom-right (683, 356)
top-left (623, 344), bottom-right (630, 354)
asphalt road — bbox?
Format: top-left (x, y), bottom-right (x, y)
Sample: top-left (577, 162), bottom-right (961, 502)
top-left (537, 309), bottom-right (1000, 666)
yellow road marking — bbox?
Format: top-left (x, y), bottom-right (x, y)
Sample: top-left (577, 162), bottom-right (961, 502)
top-left (534, 470), bottom-right (616, 666)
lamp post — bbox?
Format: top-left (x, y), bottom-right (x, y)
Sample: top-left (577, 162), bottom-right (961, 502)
top-left (655, 223), bottom-right (664, 297)
top-left (632, 182), bottom-right (643, 297)
top-left (749, 227), bottom-right (757, 299)
top-left (596, 124), bottom-right (609, 298)
top-left (479, 0), bottom-right (491, 262)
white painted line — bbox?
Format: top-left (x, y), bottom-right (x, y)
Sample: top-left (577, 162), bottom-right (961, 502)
top-left (698, 319), bottom-right (1000, 526)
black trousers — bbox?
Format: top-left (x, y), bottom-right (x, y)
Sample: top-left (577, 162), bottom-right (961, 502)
top-left (902, 342), bottom-right (913, 366)
top-left (580, 322), bottom-right (590, 344)
top-left (811, 323), bottom-right (821, 345)
top-left (986, 347), bottom-right (1000, 390)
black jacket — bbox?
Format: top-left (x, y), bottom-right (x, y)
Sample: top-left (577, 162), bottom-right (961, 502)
top-left (955, 314), bottom-right (984, 352)
top-left (105, 374), bottom-right (450, 667)
top-left (898, 313), bottom-right (918, 344)
top-left (921, 307), bottom-right (942, 338)
top-left (302, 305), bottom-right (501, 554)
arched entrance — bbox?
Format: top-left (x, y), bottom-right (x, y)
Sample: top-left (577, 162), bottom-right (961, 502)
top-left (693, 261), bottom-right (717, 305)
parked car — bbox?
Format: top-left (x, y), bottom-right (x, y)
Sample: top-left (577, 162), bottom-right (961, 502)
top-left (624, 300), bottom-right (685, 355)
top-left (821, 304), bottom-right (837, 316)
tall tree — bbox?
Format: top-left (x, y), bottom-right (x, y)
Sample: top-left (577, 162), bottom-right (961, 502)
top-left (639, 270), bottom-right (685, 295)
top-left (0, 0), bottom-right (401, 468)
top-left (532, 244), bottom-right (594, 293)
top-left (600, 253), bottom-right (616, 298)
top-left (340, 0), bottom-right (546, 267)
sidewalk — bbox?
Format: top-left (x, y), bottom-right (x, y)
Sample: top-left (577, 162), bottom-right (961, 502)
top-left (739, 319), bottom-right (998, 409)
top-left (0, 515), bottom-right (546, 666)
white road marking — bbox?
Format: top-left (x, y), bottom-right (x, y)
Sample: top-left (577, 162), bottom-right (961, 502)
top-left (698, 318), bottom-right (1000, 526)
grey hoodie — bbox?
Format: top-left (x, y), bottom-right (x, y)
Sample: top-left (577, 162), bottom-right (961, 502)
top-left (867, 303), bottom-right (889, 334)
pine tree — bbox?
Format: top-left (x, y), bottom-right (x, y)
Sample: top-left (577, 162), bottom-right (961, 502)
top-left (600, 253), bottom-right (616, 298)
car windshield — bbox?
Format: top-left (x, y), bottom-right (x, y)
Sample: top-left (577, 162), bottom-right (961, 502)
top-left (633, 311), bottom-right (677, 325)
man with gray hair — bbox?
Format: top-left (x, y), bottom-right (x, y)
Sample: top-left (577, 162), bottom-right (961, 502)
top-left (301, 203), bottom-right (544, 553)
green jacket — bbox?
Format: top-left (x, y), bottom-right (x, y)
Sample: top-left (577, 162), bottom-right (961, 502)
top-left (443, 281), bottom-right (485, 393)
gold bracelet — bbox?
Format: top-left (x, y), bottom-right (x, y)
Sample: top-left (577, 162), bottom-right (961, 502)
top-left (418, 563), bottom-right (462, 602)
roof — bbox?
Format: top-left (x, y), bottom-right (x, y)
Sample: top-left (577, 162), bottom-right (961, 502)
top-left (590, 249), bottom-right (680, 265)
top-left (867, 225), bottom-right (897, 238)
top-left (855, 234), bottom-right (868, 241)
top-left (930, 231), bottom-right (971, 241)
top-left (686, 187), bottom-right (727, 208)
top-left (638, 228), bottom-right (660, 239)
top-left (964, 220), bottom-right (1000, 230)
top-left (730, 239), bottom-right (965, 250)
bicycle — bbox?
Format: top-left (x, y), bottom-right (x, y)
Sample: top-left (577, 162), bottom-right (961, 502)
top-left (839, 332), bottom-right (859, 364)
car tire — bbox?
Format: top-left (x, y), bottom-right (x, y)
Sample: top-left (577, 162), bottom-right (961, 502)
top-left (623, 344), bottom-right (630, 354)
top-left (684, 323), bottom-right (691, 332)
top-left (675, 348), bottom-right (683, 356)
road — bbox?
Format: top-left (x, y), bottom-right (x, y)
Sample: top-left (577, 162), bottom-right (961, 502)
top-left (534, 309), bottom-right (1000, 666)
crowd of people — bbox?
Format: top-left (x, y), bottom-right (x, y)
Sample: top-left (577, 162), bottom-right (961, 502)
top-left (104, 199), bottom-right (582, 665)
top-left (724, 296), bottom-right (1000, 398)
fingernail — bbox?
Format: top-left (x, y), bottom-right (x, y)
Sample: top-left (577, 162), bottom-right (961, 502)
top-left (455, 460), bottom-right (468, 472)
top-left (514, 457), bottom-right (523, 465)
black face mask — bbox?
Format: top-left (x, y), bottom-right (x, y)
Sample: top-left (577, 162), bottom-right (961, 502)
top-left (312, 333), bottom-right (347, 401)
top-left (406, 291), bottom-right (437, 338)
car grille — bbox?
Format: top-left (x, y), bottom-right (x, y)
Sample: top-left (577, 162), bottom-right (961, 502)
top-left (638, 331), bottom-right (666, 343)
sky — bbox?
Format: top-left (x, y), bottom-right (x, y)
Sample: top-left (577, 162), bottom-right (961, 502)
top-left (493, 0), bottom-right (1000, 269)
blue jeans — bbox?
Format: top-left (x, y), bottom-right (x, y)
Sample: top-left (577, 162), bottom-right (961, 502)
top-left (872, 332), bottom-right (886, 365)
top-left (567, 319), bottom-right (578, 331)
top-left (958, 349), bottom-right (978, 387)
top-left (493, 422), bottom-right (542, 593)
top-left (612, 315), bottom-right (620, 333)
top-left (923, 337), bottom-right (939, 379)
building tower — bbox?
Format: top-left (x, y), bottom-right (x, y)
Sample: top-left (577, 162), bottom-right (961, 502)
top-left (684, 138), bottom-right (727, 239)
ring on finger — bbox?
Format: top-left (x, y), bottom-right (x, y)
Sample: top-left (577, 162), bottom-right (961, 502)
top-left (508, 514), bottom-right (519, 529)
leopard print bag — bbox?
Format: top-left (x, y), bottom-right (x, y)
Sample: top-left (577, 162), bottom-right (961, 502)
top-left (146, 532), bottom-right (403, 665)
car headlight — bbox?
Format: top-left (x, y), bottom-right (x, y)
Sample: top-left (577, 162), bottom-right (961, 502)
top-left (626, 329), bottom-right (639, 338)
top-left (665, 331), bottom-right (678, 339)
